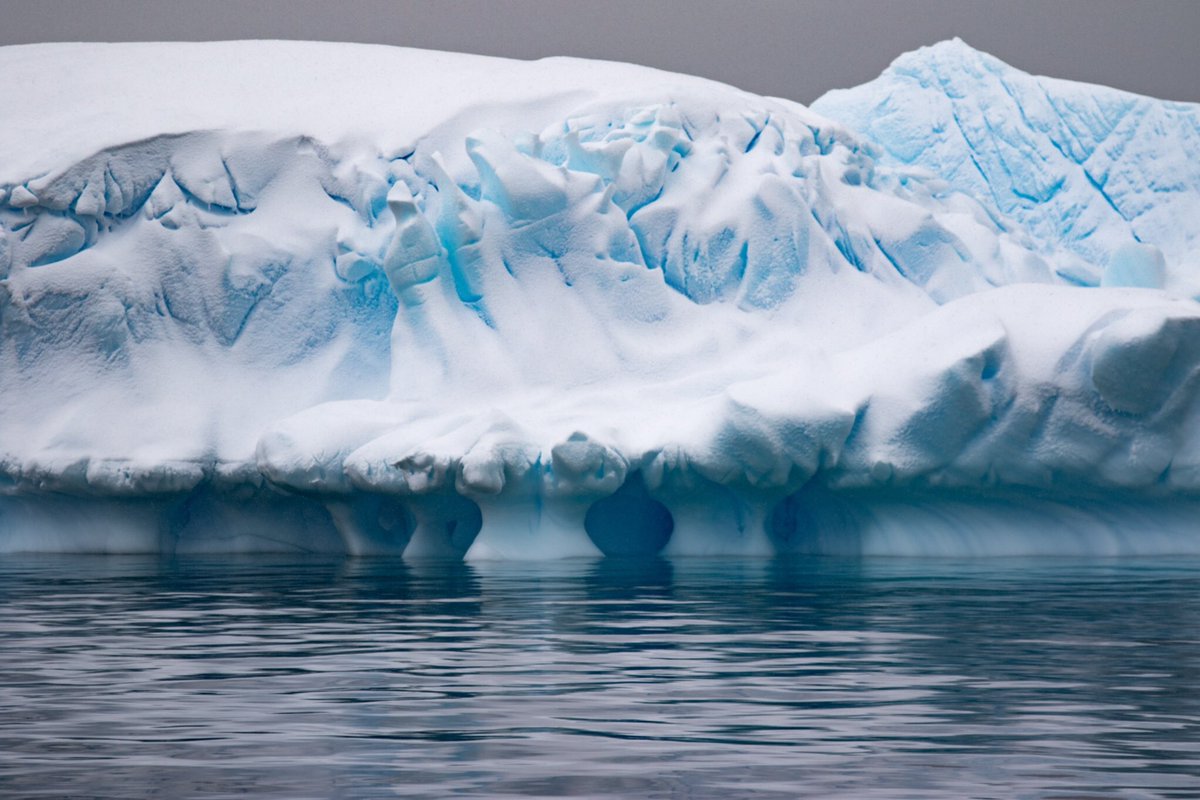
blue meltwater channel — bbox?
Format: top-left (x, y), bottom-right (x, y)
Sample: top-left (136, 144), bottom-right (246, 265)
top-left (1, 554), bottom-right (1199, 798)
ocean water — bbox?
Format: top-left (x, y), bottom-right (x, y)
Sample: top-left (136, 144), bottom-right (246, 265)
top-left (1, 554), bottom-right (1199, 799)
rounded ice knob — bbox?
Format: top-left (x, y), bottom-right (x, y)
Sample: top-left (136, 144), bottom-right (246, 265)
top-left (1100, 243), bottom-right (1167, 290)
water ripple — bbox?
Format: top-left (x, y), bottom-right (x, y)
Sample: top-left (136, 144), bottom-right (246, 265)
top-left (2, 556), bottom-right (1199, 798)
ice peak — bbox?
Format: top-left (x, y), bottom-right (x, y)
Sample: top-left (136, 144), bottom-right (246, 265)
top-left (890, 36), bottom-right (996, 71)
top-left (814, 38), bottom-right (1200, 279)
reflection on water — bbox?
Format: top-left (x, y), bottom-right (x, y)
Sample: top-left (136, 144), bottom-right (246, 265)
top-left (2, 555), bottom-right (1199, 798)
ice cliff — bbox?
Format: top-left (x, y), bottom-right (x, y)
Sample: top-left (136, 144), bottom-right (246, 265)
top-left (3, 39), bottom-right (1200, 558)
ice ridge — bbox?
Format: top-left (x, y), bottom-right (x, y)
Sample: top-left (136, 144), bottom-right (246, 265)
top-left (812, 37), bottom-right (1200, 292)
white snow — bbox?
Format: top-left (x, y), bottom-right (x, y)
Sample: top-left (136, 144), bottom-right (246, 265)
top-left (2, 39), bottom-right (1200, 558)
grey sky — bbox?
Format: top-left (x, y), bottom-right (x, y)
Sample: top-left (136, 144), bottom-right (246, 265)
top-left (2, 0), bottom-right (1197, 104)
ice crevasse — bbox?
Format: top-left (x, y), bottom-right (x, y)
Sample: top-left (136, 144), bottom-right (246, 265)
top-left (3, 39), bottom-right (1200, 558)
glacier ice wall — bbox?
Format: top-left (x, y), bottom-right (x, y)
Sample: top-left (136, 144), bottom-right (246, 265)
top-left (3, 40), bottom-right (1200, 558)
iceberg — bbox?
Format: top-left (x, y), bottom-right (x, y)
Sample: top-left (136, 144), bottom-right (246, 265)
top-left (2, 40), bottom-right (1200, 558)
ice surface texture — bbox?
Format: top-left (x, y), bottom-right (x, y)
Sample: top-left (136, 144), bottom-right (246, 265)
top-left (3, 40), bottom-right (1200, 558)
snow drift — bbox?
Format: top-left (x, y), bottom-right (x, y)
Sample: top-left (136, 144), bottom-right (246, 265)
top-left (3, 39), bottom-right (1200, 558)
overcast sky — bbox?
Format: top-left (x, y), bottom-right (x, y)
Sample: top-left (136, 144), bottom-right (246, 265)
top-left (2, 0), bottom-right (1197, 104)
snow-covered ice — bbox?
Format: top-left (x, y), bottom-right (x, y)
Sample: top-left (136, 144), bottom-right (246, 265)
top-left (3, 39), bottom-right (1200, 557)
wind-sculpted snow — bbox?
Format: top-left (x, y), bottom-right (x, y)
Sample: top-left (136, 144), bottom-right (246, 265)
top-left (2, 40), bottom-right (1200, 558)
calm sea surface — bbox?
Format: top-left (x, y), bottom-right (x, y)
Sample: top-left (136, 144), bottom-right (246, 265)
top-left (2, 554), bottom-right (1199, 799)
